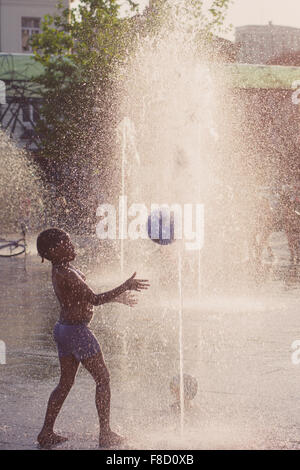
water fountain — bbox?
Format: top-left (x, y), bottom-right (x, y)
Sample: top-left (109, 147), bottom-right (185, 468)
top-left (102, 0), bottom-right (296, 450)
top-left (111, 1), bottom-right (246, 446)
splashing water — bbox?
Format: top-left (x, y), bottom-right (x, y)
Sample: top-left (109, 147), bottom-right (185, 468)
top-left (113, 2), bottom-right (230, 443)
top-left (111, 1), bottom-right (280, 446)
top-left (0, 130), bottom-right (47, 235)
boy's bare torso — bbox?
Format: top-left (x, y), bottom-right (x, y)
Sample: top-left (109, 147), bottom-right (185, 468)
top-left (52, 264), bottom-right (94, 325)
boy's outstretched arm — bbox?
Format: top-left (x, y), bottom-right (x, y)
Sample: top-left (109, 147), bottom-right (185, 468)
top-left (93, 273), bottom-right (149, 306)
top-left (62, 270), bottom-right (149, 306)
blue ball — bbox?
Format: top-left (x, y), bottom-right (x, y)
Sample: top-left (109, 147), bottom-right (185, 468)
top-left (147, 208), bottom-right (176, 245)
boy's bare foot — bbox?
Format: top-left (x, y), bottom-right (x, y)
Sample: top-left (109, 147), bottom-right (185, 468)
top-left (37, 430), bottom-right (68, 448)
top-left (99, 431), bottom-right (126, 448)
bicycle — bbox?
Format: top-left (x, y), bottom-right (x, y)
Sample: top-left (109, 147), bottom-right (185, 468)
top-left (0, 224), bottom-right (27, 258)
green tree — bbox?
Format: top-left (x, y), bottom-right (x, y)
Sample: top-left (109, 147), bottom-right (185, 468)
top-left (32, 0), bottom-right (231, 162)
top-left (31, 0), bottom-right (138, 228)
top-left (32, 0), bottom-right (137, 161)
top-left (145, 0), bottom-right (232, 35)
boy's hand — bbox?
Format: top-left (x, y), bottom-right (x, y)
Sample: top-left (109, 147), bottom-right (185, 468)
top-left (125, 272), bottom-right (150, 292)
top-left (114, 291), bottom-right (138, 307)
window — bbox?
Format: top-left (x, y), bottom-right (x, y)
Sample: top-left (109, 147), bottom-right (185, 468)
top-left (21, 17), bottom-right (41, 52)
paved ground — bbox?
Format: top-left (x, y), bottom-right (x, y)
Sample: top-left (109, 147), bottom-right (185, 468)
top-left (1, 232), bottom-right (300, 449)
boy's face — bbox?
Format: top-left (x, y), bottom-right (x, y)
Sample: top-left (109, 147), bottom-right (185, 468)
top-left (50, 234), bottom-right (76, 262)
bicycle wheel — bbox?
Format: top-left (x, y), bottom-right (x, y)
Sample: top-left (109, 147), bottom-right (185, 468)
top-left (0, 239), bottom-right (26, 257)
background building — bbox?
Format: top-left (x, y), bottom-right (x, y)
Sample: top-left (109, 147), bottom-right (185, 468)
top-left (0, 1), bottom-right (74, 152)
top-left (236, 22), bottom-right (300, 64)
top-left (0, 0), bottom-right (71, 53)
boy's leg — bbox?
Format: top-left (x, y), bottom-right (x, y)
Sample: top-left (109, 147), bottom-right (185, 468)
top-left (37, 354), bottom-right (80, 447)
top-left (81, 351), bottom-right (124, 447)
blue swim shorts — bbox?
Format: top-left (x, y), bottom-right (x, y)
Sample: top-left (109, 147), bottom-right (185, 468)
top-left (53, 321), bottom-right (101, 362)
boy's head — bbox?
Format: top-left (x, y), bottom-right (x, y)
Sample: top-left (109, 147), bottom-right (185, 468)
top-left (37, 228), bottom-right (75, 263)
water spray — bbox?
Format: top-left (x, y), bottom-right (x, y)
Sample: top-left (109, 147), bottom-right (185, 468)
top-left (147, 207), bottom-right (185, 436)
top-left (117, 116), bottom-right (141, 275)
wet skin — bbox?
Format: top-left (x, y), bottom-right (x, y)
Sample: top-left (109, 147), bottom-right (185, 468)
top-left (37, 233), bottom-right (150, 448)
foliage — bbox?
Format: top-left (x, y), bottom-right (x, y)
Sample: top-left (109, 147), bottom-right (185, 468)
top-left (31, 0), bottom-right (138, 162)
top-left (30, 0), bottom-right (231, 229)
top-left (145, 0), bottom-right (232, 36)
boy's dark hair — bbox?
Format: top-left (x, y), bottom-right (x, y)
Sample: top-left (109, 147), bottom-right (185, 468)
top-left (37, 228), bottom-right (68, 262)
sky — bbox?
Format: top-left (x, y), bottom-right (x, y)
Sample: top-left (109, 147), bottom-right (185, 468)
top-left (134, 0), bottom-right (300, 40)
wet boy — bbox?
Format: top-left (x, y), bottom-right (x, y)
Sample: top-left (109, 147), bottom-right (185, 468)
top-left (36, 228), bottom-right (149, 448)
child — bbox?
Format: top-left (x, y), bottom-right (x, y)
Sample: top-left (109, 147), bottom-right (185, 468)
top-left (36, 228), bottom-right (150, 448)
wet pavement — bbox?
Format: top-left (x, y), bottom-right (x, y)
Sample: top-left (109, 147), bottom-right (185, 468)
top-left (1, 232), bottom-right (300, 449)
